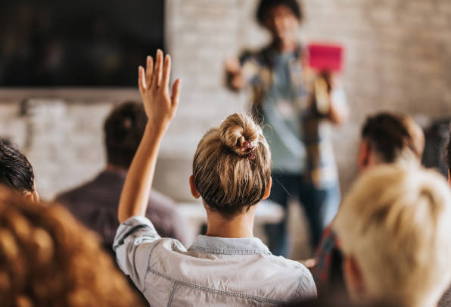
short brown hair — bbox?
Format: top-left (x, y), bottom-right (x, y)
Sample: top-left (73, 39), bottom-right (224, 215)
top-left (0, 187), bottom-right (141, 307)
top-left (362, 113), bottom-right (424, 163)
top-left (193, 113), bottom-right (271, 217)
top-left (104, 101), bottom-right (147, 169)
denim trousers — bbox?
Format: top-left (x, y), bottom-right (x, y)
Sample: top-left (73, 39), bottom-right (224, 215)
top-left (265, 172), bottom-right (341, 257)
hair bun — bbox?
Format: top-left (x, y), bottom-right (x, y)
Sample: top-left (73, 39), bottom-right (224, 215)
top-left (219, 113), bottom-right (260, 157)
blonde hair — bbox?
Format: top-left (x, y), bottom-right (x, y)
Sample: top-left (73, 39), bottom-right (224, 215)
top-left (0, 187), bottom-right (141, 307)
top-left (334, 165), bottom-right (451, 307)
top-left (193, 113), bottom-right (271, 217)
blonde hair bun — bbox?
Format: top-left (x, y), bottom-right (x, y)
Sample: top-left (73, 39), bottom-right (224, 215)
top-left (219, 114), bottom-right (260, 157)
top-left (193, 113), bottom-right (271, 217)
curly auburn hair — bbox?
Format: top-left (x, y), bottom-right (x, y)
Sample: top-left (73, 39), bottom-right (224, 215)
top-left (0, 187), bottom-right (142, 307)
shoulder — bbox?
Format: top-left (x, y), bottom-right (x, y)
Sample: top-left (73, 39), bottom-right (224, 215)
top-left (266, 256), bottom-right (317, 299)
top-left (55, 183), bottom-right (90, 205)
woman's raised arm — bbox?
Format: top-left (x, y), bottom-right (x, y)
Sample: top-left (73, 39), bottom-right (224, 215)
top-left (118, 50), bottom-right (181, 223)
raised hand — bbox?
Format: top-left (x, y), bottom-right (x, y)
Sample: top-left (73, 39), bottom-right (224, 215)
top-left (118, 50), bottom-right (181, 223)
top-left (138, 50), bottom-right (181, 133)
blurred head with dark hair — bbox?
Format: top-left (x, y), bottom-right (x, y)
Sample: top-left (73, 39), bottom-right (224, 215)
top-left (104, 101), bottom-right (147, 170)
top-left (357, 112), bottom-right (425, 172)
top-left (256, 0), bottom-right (303, 44)
top-left (0, 140), bottom-right (38, 201)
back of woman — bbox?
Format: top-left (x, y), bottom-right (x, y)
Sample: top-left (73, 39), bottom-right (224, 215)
top-left (114, 51), bottom-right (317, 306)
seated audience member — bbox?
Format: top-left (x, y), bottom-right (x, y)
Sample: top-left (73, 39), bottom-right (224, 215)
top-left (114, 51), bottom-right (317, 306)
top-left (356, 113), bottom-right (424, 168)
top-left (0, 187), bottom-right (141, 307)
top-left (334, 165), bottom-right (451, 307)
top-left (437, 135), bottom-right (451, 307)
top-left (313, 112), bottom-right (425, 294)
top-left (0, 140), bottom-right (39, 201)
top-left (56, 101), bottom-right (190, 252)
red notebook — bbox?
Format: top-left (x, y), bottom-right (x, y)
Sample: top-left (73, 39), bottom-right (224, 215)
top-left (308, 43), bottom-right (344, 73)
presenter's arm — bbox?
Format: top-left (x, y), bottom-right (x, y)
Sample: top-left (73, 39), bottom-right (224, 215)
top-left (118, 50), bottom-right (181, 223)
top-left (329, 97), bottom-right (349, 125)
top-left (325, 72), bottom-right (349, 125)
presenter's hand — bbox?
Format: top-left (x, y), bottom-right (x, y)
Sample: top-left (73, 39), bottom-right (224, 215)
top-left (319, 71), bottom-right (336, 94)
top-left (319, 71), bottom-right (349, 125)
top-left (138, 50), bottom-right (181, 133)
top-left (225, 57), bottom-right (244, 90)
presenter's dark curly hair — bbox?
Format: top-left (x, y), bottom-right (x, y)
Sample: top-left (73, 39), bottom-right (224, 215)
top-left (256, 0), bottom-right (303, 25)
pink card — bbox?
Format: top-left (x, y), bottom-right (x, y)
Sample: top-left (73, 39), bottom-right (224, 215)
top-left (308, 43), bottom-right (344, 72)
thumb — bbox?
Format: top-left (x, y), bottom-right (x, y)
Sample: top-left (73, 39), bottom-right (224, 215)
top-left (171, 79), bottom-right (181, 107)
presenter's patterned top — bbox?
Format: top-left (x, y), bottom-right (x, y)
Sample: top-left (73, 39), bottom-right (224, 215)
top-left (239, 45), bottom-right (347, 188)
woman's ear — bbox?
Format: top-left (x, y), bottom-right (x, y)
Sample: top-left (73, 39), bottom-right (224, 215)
top-left (357, 140), bottom-right (371, 172)
top-left (262, 177), bottom-right (272, 200)
top-left (25, 190), bottom-right (39, 203)
top-left (448, 169), bottom-right (451, 187)
top-left (189, 175), bottom-right (201, 199)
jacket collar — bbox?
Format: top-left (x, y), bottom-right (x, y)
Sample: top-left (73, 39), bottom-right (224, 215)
top-left (189, 235), bottom-right (272, 255)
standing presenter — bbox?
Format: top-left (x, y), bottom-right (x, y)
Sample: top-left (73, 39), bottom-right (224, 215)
top-left (225, 0), bottom-right (348, 257)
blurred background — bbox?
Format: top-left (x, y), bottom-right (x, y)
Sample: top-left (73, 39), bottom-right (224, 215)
top-left (1, 0), bottom-right (451, 257)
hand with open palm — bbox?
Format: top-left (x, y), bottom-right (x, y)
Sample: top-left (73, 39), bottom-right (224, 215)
top-left (138, 50), bottom-right (181, 133)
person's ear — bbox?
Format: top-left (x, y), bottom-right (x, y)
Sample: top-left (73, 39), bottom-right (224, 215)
top-left (448, 169), bottom-right (451, 187)
top-left (189, 175), bottom-right (201, 199)
top-left (357, 140), bottom-right (371, 172)
top-left (262, 177), bottom-right (272, 200)
top-left (343, 255), bottom-right (366, 300)
top-left (25, 190), bottom-right (39, 203)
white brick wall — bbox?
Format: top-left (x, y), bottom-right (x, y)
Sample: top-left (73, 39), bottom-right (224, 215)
top-left (2, 0), bottom-right (451, 203)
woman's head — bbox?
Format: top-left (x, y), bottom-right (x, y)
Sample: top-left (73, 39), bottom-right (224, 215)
top-left (191, 113), bottom-right (271, 218)
top-left (0, 141), bottom-right (37, 200)
top-left (0, 187), bottom-right (140, 307)
top-left (256, 0), bottom-right (302, 42)
top-left (334, 165), bottom-right (451, 307)
top-left (358, 112), bottom-right (424, 172)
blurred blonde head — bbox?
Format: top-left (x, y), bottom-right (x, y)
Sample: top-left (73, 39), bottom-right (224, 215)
top-left (0, 187), bottom-right (140, 307)
top-left (334, 165), bottom-right (451, 307)
top-left (192, 113), bottom-right (271, 217)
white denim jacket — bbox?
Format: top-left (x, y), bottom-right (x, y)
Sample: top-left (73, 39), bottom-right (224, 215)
top-left (114, 216), bottom-right (317, 307)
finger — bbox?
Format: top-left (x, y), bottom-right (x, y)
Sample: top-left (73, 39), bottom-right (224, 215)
top-left (171, 79), bottom-right (181, 106)
top-left (138, 66), bottom-right (146, 94)
top-left (153, 49), bottom-right (163, 89)
top-left (145, 56), bottom-right (153, 88)
top-left (161, 55), bottom-right (171, 93)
